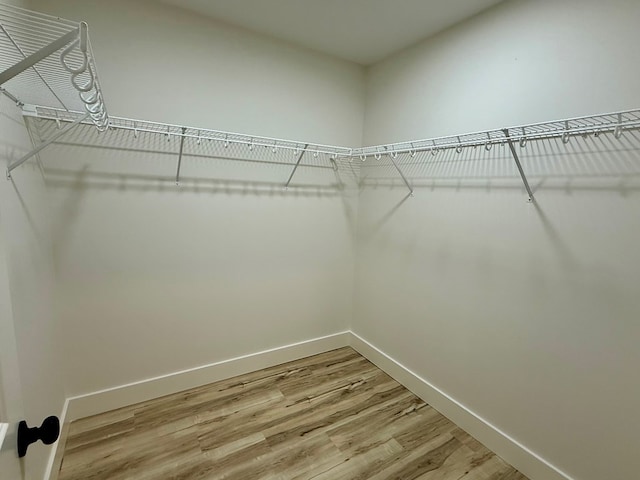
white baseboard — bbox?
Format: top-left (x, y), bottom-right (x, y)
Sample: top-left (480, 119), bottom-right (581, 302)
top-left (48, 330), bottom-right (571, 480)
top-left (45, 331), bottom-right (350, 479)
top-left (348, 332), bottom-right (574, 480)
top-left (65, 331), bottom-right (350, 422)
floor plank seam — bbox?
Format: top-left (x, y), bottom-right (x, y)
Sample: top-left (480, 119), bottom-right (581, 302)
top-left (57, 347), bottom-right (529, 480)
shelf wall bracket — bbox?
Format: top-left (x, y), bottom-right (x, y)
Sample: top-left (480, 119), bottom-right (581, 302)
top-left (284, 143), bottom-right (309, 189)
top-left (388, 153), bottom-right (414, 196)
top-left (0, 86), bottom-right (23, 107)
top-left (0, 28), bottom-right (79, 86)
top-left (7, 112), bottom-right (89, 179)
top-left (502, 128), bottom-right (534, 202)
top-left (175, 127), bottom-right (187, 185)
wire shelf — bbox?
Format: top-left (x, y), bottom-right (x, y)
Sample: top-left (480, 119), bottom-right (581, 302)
top-left (3, 4), bottom-right (638, 201)
top-left (18, 105), bottom-right (640, 200)
top-left (25, 105), bottom-right (640, 161)
top-left (0, 3), bottom-right (108, 130)
top-left (26, 105), bottom-right (353, 158)
top-left (352, 109), bottom-right (640, 158)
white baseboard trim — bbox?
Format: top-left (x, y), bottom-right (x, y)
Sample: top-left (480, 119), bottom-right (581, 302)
top-left (65, 331), bottom-right (350, 423)
top-left (348, 332), bottom-right (574, 480)
top-left (49, 330), bottom-right (572, 480)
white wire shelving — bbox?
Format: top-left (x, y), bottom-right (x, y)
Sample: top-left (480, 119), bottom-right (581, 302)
top-left (2, 5), bottom-right (639, 200)
top-left (22, 105), bottom-right (640, 200)
top-left (0, 3), bottom-right (108, 129)
top-left (22, 105), bottom-right (354, 187)
top-left (352, 110), bottom-right (640, 158)
top-left (351, 109), bottom-right (640, 199)
top-left (25, 106), bottom-right (352, 158)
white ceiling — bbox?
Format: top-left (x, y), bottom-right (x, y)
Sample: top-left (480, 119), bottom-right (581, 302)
top-left (158, 0), bottom-right (505, 65)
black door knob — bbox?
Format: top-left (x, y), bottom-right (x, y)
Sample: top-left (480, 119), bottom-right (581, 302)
top-left (17, 416), bottom-right (60, 458)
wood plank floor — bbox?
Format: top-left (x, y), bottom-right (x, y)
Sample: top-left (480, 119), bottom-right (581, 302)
top-left (56, 347), bottom-right (529, 480)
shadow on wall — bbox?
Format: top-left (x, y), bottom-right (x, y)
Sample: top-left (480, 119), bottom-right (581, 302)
top-left (14, 116), bottom-right (362, 261)
top-left (360, 129), bottom-right (640, 197)
top-left (0, 109), bottom-right (49, 248)
top-left (357, 129), bottom-right (640, 265)
top-left (25, 118), bottom-right (361, 198)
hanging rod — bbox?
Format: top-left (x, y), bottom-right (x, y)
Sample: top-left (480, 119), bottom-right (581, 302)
top-left (0, 3), bottom-right (108, 130)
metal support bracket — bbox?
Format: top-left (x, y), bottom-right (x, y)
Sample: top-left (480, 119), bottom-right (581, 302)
top-left (284, 143), bottom-right (309, 189)
top-left (7, 112), bottom-right (89, 179)
top-left (0, 87), bottom-right (23, 107)
top-left (175, 127), bottom-right (186, 185)
top-left (0, 28), bottom-right (79, 86)
top-left (388, 154), bottom-right (414, 196)
top-left (502, 129), bottom-right (534, 202)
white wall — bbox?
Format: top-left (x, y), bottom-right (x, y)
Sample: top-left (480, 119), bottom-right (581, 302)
top-left (24, 0), bottom-right (365, 399)
top-left (0, 95), bottom-right (64, 478)
top-left (356, 1), bottom-right (640, 480)
top-left (364, 0), bottom-right (640, 144)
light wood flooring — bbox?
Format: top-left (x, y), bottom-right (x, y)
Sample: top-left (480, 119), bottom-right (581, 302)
top-left (55, 347), bottom-right (529, 480)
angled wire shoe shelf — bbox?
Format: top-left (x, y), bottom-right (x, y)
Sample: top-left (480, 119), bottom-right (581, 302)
top-left (2, 4), bottom-right (640, 200)
top-left (0, 2), bottom-right (108, 177)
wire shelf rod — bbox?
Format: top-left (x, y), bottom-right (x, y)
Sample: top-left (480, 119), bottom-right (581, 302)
top-left (25, 106), bottom-right (353, 157)
top-left (0, 11), bottom-right (76, 29)
top-left (23, 105), bottom-right (640, 163)
top-left (353, 110), bottom-right (640, 157)
top-left (0, 3), bottom-right (78, 27)
top-left (0, 21), bottom-right (73, 38)
top-left (359, 108), bottom-right (640, 153)
top-left (353, 125), bottom-right (640, 157)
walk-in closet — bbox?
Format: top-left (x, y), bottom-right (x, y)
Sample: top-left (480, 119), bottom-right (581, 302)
top-left (1, 1), bottom-right (638, 479)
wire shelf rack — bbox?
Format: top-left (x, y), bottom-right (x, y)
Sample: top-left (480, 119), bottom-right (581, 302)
top-left (0, 2), bottom-right (108, 130)
top-left (26, 106), bottom-right (353, 158)
top-left (21, 105), bottom-right (355, 187)
top-left (352, 110), bottom-right (640, 159)
top-left (31, 106), bottom-right (640, 160)
top-left (23, 105), bottom-right (640, 200)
